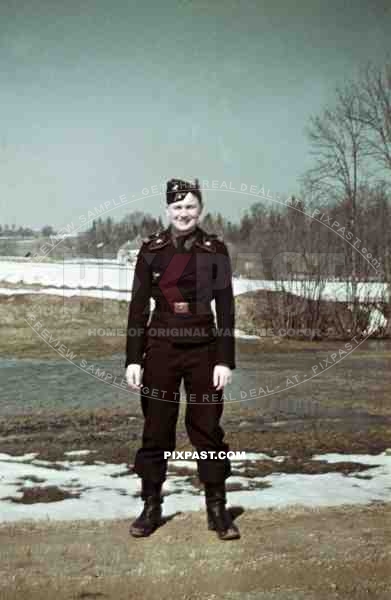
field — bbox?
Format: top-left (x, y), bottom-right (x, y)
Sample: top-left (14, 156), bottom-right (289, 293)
top-left (1, 503), bottom-right (391, 600)
top-left (1, 293), bottom-right (391, 599)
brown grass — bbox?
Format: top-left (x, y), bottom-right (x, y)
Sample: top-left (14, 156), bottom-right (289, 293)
top-left (0, 503), bottom-right (390, 599)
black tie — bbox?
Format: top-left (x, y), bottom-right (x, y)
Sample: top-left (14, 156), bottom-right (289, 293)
top-left (177, 236), bottom-right (185, 252)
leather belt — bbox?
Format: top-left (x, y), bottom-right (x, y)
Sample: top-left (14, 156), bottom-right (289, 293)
top-left (173, 301), bottom-right (190, 314)
top-left (154, 301), bottom-right (212, 316)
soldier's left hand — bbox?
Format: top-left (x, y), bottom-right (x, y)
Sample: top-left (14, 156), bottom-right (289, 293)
top-left (213, 365), bottom-right (232, 391)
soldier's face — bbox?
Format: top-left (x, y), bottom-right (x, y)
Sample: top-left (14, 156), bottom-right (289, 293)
top-left (166, 192), bottom-right (202, 233)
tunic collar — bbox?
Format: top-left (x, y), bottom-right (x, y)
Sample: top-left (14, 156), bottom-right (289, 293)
top-left (169, 224), bottom-right (201, 250)
top-left (146, 225), bottom-right (217, 253)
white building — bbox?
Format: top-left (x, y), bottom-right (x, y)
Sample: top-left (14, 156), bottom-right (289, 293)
top-left (117, 240), bottom-right (140, 265)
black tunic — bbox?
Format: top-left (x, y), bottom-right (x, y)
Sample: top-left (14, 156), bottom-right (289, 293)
top-left (125, 224), bottom-right (235, 369)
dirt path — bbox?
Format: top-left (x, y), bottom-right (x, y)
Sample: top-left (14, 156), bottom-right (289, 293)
top-left (1, 502), bottom-right (391, 600)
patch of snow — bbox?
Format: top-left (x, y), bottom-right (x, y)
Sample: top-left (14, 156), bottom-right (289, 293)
top-left (64, 450), bottom-right (94, 456)
top-left (0, 452), bottom-right (39, 462)
top-left (1, 451), bottom-right (391, 523)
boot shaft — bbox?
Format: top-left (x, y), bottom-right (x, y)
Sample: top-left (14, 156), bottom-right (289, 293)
top-left (204, 482), bottom-right (226, 505)
top-left (141, 479), bottom-right (164, 501)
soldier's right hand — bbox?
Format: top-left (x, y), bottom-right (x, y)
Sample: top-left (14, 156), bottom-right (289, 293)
top-left (126, 364), bottom-right (142, 389)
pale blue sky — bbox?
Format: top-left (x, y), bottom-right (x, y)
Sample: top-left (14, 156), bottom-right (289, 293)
top-left (1, 0), bottom-right (390, 229)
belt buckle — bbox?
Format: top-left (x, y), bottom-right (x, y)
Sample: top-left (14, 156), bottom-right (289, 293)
top-left (173, 301), bottom-right (190, 314)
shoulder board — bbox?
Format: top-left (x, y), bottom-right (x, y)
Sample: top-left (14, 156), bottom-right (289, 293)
top-left (203, 232), bottom-right (226, 241)
top-left (142, 232), bottom-right (162, 244)
top-left (206, 233), bottom-right (224, 243)
top-left (143, 231), bottom-right (170, 250)
top-left (194, 233), bottom-right (222, 253)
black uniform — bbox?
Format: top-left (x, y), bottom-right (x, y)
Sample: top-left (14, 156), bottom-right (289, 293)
top-left (125, 224), bottom-right (235, 484)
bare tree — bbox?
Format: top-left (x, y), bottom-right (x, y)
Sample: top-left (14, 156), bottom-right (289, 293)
top-left (353, 63), bottom-right (391, 320)
top-left (302, 85), bottom-right (369, 328)
top-left (355, 62), bottom-right (391, 177)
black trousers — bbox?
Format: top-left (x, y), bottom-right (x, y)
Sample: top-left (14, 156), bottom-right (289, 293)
top-left (133, 336), bottom-right (232, 484)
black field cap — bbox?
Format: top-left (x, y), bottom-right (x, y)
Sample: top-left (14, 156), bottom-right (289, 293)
top-left (166, 178), bottom-right (203, 205)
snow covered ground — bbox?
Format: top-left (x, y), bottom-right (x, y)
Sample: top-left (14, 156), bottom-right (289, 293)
top-left (0, 259), bottom-right (388, 333)
top-left (1, 450), bottom-right (390, 523)
top-left (0, 259), bottom-right (388, 301)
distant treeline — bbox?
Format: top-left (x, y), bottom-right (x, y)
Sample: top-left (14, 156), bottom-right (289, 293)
top-left (1, 189), bottom-right (390, 281)
top-left (6, 185), bottom-right (385, 284)
top-left (0, 225), bottom-right (36, 237)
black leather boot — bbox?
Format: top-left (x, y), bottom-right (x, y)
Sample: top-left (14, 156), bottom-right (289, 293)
top-left (129, 480), bottom-right (164, 537)
top-left (205, 482), bottom-right (240, 540)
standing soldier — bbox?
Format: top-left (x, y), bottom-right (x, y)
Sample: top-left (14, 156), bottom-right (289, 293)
top-left (125, 178), bottom-right (240, 540)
